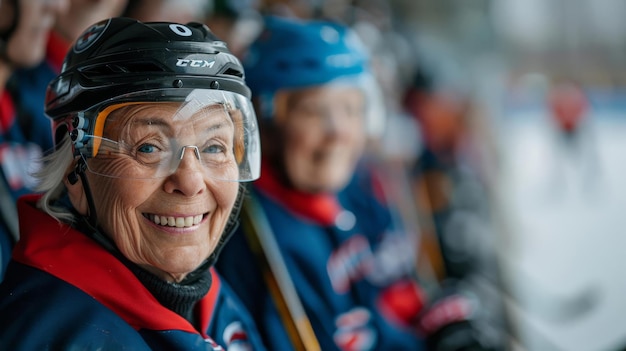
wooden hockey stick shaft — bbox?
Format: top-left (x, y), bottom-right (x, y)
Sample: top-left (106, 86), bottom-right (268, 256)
top-left (240, 195), bottom-right (321, 351)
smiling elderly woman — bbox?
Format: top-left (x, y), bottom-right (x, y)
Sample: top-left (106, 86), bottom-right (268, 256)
top-left (0, 17), bottom-right (266, 351)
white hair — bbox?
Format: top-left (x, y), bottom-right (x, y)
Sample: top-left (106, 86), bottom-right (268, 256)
top-left (34, 136), bottom-right (76, 223)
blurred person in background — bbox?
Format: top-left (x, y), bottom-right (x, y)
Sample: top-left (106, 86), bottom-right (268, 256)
top-left (54, 0), bottom-right (129, 51)
top-left (204, 0), bottom-right (264, 59)
top-left (546, 78), bottom-right (601, 196)
top-left (404, 67), bottom-right (486, 280)
top-left (0, 17), bottom-right (267, 350)
top-left (12, 0), bottom-right (128, 159)
top-left (217, 15), bottom-right (496, 351)
top-left (0, 0), bottom-right (69, 280)
top-left (403, 65), bottom-right (510, 350)
top-left (8, 0), bottom-right (129, 225)
top-left (548, 79), bottom-right (589, 146)
top-left (123, 0), bottom-right (211, 24)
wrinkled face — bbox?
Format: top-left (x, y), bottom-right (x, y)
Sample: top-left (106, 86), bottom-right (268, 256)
top-left (279, 86), bottom-right (366, 193)
top-left (3, 0), bottom-right (69, 67)
top-left (75, 103), bottom-right (239, 282)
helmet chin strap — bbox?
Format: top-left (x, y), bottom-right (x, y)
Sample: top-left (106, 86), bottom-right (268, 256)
top-left (66, 156), bottom-right (121, 255)
top-left (67, 157), bottom-right (99, 228)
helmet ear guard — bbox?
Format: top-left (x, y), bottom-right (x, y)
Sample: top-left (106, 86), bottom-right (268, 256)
top-left (68, 112), bottom-right (92, 157)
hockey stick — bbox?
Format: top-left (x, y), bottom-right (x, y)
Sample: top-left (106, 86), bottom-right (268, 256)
top-left (0, 178), bottom-right (19, 275)
top-left (0, 178), bottom-right (19, 242)
top-left (240, 194), bottom-right (321, 351)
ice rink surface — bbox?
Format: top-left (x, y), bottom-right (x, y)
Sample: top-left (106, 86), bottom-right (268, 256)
top-left (496, 105), bottom-right (626, 351)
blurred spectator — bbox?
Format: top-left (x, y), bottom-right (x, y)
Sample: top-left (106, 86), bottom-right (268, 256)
top-left (6, 2), bottom-right (129, 282)
top-left (548, 80), bottom-right (589, 137)
top-left (260, 0), bottom-right (318, 18)
top-left (123, 0), bottom-right (211, 24)
top-left (545, 78), bottom-right (601, 196)
top-left (12, 0), bottom-right (128, 158)
top-left (403, 65), bottom-right (510, 349)
top-left (0, 0), bottom-right (69, 279)
top-left (55, 0), bottom-right (128, 46)
top-left (404, 68), bottom-right (476, 278)
top-left (204, 0), bottom-right (263, 58)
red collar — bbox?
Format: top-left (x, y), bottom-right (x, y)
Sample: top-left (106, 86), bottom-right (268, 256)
top-left (254, 162), bottom-right (342, 226)
top-left (13, 194), bottom-right (220, 337)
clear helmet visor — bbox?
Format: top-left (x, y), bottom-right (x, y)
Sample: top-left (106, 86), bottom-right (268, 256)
top-left (73, 88), bottom-right (260, 182)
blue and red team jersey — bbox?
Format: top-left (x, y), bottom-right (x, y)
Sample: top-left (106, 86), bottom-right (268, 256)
top-left (0, 31), bottom-right (67, 280)
top-left (0, 195), bottom-right (268, 351)
top-left (217, 162), bottom-right (427, 351)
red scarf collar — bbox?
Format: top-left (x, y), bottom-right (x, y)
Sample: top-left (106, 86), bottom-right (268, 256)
top-left (254, 161), bottom-right (342, 226)
top-left (13, 194), bottom-right (220, 338)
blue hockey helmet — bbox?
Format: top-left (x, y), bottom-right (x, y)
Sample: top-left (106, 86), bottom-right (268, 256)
top-left (242, 16), bottom-right (384, 135)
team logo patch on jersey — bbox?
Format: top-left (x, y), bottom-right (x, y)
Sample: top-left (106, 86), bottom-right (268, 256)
top-left (334, 307), bottom-right (377, 351)
top-left (203, 337), bottom-right (225, 351)
top-left (223, 321), bottom-right (252, 351)
top-left (74, 20), bottom-right (109, 53)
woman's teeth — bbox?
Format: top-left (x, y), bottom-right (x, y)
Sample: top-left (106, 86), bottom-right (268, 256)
top-left (149, 214), bottom-right (203, 227)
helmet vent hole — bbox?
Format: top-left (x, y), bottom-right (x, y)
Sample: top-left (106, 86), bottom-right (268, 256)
top-left (222, 67), bottom-right (243, 78)
top-left (107, 64), bottom-right (130, 73)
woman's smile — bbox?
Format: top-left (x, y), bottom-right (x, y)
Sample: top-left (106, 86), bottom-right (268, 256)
top-left (142, 212), bottom-right (209, 233)
top-left (144, 212), bottom-right (207, 227)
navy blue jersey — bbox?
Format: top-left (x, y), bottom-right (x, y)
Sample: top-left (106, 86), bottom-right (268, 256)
top-left (0, 195), bottom-right (267, 351)
top-left (217, 163), bottom-right (426, 351)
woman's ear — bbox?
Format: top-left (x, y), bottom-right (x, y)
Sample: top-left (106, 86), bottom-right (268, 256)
top-left (64, 167), bottom-right (89, 215)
